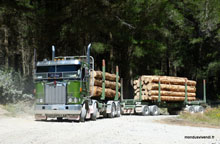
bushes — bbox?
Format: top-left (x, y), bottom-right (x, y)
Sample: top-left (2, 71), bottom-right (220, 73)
top-left (0, 68), bottom-right (33, 104)
top-left (180, 107), bottom-right (220, 126)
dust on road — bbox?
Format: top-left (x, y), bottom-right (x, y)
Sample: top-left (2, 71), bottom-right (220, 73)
top-left (0, 115), bottom-right (219, 144)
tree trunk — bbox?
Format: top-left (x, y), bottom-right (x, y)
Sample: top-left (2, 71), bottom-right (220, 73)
top-left (3, 27), bottom-right (9, 69)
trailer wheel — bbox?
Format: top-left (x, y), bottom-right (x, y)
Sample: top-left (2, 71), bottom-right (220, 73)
top-left (91, 103), bottom-right (98, 121)
top-left (116, 103), bottom-right (121, 117)
top-left (108, 103), bottom-right (116, 118)
top-left (142, 106), bottom-right (150, 116)
top-left (194, 106), bottom-right (204, 113)
top-left (80, 103), bottom-right (87, 122)
top-left (188, 106), bottom-right (195, 113)
top-left (149, 105), bottom-right (160, 116)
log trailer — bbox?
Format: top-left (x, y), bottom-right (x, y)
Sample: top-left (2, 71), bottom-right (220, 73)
top-left (120, 77), bottom-right (207, 115)
top-left (34, 44), bottom-right (121, 122)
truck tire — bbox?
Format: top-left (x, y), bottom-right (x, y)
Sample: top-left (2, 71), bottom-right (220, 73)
top-left (91, 103), bottom-right (98, 121)
top-left (194, 106), bottom-right (204, 113)
top-left (80, 103), bottom-right (87, 122)
top-left (187, 106), bottom-right (195, 113)
top-left (149, 105), bottom-right (160, 116)
top-left (116, 103), bottom-right (121, 117)
top-left (142, 105), bottom-right (150, 116)
top-left (108, 103), bottom-right (116, 118)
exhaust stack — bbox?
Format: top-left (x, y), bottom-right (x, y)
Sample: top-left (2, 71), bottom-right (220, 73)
top-left (87, 43), bottom-right (92, 68)
top-left (52, 45), bottom-right (55, 61)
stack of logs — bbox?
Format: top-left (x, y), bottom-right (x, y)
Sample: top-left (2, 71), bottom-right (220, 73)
top-left (90, 70), bottom-right (120, 99)
top-left (134, 76), bottom-right (196, 101)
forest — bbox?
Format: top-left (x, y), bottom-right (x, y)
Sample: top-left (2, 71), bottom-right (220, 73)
top-left (0, 0), bottom-right (219, 102)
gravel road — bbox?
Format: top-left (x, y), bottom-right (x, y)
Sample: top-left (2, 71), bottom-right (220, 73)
top-left (0, 115), bottom-right (219, 144)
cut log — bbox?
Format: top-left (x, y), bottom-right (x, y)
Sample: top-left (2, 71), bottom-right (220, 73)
top-left (91, 70), bottom-right (102, 79)
top-left (133, 79), bottom-right (145, 85)
top-left (105, 73), bottom-right (117, 81)
top-left (150, 96), bottom-right (196, 101)
top-left (136, 76), bottom-right (196, 86)
top-left (146, 83), bottom-right (196, 93)
top-left (133, 80), bottom-right (139, 85)
top-left (148, 90), bottom-right (196, 97)
top-left (134, 91), bottom-right (146, 96)
top-left (90, 86), bottom-right (102, 96)
top-left (91, 86), bottom-right (120, 98)
top-left (91, 70), bottom-right (119, 81)
top-left (134, 89), bottom-right (146, 94)
top-left (149, 77), bottom-right (196, 86)
top-left (91, 78), bottom-right (121, 90)
top-left (134, 95), bottom-right (149, 101)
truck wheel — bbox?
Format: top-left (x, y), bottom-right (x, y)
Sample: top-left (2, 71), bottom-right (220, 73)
top-left (80, 104), bottom-right (87, 122)
top-left (91, 103), bottom-right (98, 121)
top-left (188, 106), bottom-right (195, 113)
top-left (149, 105), bottom-right (160, 116)
top-left (194, 106), bottom-right (204, 113)
top-left (116, 103), bottom-right (121, 117)
top-left (142, 105), bottom-right (150, 116)
top-left (108, 103), bottom-right (116, 118)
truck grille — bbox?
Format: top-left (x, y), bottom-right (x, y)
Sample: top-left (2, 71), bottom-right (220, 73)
top-left (45, 83), bottom-right (66, 104)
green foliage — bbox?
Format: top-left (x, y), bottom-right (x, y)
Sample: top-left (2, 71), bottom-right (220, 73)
top-left (0, 0), bottom-right (220, 99)
top-left (180, 107), bottom-right (220, 126)
top-left (207, 61), bottom-right (220, 77)
top-left (0, 68), bottom-right (32, 104)
top-left (92, 42), bottom-right (108, 54)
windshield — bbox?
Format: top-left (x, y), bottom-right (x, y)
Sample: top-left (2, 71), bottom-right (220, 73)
top-left (36, 66), bottom-right (55, 73)
top-left (57, 65), bottom-right (81, 72)
top-left (36, 65), bottom-right (81, 73)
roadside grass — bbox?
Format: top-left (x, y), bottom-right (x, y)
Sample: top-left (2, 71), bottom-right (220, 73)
top-left (179, 107), bottom-right (220, 127)
top-left (3, 101), bottom-right (34, 117)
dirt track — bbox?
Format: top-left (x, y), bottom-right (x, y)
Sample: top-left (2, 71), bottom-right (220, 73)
top-left (0, 115), bottom-right (219, 144)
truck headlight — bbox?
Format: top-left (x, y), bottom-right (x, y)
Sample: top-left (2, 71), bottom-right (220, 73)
top-left (68, 98), bottom-right (73, 103)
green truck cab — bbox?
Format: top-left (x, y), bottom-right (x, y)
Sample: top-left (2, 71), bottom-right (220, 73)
top-left (34, 44), bottom-right (121, 122)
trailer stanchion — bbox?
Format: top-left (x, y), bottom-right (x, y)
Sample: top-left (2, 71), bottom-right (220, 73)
top-left (114, 66), bottom-right (119, 101)
top-left (184, 78), bottom-right (188, 103)
top-left (203, 79), bottom-right (206, 103)
top-left (157, 77), bottom-right (161, 102)
top-left (101, 60), bottom-right (105, 100)
top-left (120, 78), bottom-right (123, 101)
top-left (139, 77), bottom-right (142, 101)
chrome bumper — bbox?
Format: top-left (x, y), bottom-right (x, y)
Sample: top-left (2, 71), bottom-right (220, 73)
top-left (34, 104), bottom-right (82, 115)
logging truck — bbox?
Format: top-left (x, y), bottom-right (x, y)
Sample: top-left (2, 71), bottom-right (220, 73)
top-left (34, 44), bottom-right (121, 122)
top-left (121, 76), bottom-right (207, 115)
